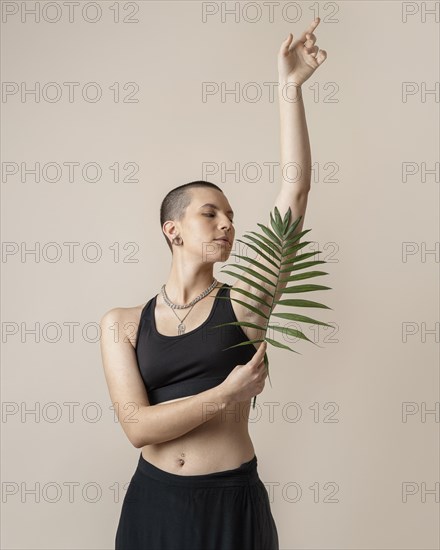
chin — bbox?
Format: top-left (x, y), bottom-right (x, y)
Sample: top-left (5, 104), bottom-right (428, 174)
top-left (204, 249), bottom-right (231, 264)
top-left (201, 241), bottom-right (232, 263)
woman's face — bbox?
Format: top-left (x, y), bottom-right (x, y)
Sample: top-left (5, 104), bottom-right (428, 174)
top-left (178, 188), bottom-right (236, 262)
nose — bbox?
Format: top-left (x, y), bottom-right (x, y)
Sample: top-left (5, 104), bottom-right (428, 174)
top-left (219, 218), bottom-right (233, 232)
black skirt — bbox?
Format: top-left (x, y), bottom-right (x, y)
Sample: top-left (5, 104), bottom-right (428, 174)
top-left (115, 452), bottom-right (279, 550)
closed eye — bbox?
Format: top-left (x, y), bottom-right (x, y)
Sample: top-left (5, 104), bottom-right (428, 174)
top-left (203, 213), bottom-right (234, 223)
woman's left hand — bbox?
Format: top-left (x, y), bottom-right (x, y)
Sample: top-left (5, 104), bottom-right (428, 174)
top-left (278, 17), bottom-right (327, 86)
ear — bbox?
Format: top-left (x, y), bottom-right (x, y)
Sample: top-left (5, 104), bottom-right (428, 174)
top-left (163, 220), bottom-right (177, 246)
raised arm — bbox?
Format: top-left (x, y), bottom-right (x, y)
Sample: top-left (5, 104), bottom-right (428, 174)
top-left (272, 17), bottom-right (328, 300)
top-left (229, 18), bottom-right (328, 310)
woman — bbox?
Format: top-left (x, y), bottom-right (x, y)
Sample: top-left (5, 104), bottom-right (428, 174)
top-left (100, 19), bottom-right (326, 550)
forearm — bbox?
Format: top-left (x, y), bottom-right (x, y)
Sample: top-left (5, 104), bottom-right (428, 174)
top-left (130, 384), bottom-right (231, 448)
top-left (278, 79), bottom-right (311, 193)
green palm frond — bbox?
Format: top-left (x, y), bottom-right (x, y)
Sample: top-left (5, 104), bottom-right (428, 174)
top-left (211, 206), bottom-right (333, 409)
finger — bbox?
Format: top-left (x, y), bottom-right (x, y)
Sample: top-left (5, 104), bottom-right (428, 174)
top-left (256, 341), bottom-right (267, 354)
top-left (299, 17), bottom-right (320, 43)
top-left (279, 33), bottom-right (294, 55)
top-left (252, 342), bottom-right (267, 361)
top-left (304, 41), bottom-right (319, 54)
top-left (316, 49), bottom-right (327, 65)
top-left (305, 32), bottom-right (317, 45)
top-left (306, 45), bottom-right (319, 57)
top-left (258, 349), bottom-right (268, 369)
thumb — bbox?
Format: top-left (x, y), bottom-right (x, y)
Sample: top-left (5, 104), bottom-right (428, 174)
top-left (281, 33), bottom-right (293, 54)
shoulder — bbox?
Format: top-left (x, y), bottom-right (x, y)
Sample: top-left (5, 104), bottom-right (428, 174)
top-left (99, 303), bottom-right (147, 347)
top-left (100, 304), bottom-right (143, 325)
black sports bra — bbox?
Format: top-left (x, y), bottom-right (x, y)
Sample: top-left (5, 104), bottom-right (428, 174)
top-left (135, 283), bottom-right (257, 405)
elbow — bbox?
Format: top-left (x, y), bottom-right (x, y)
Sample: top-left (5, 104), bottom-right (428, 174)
top-left (125, 406), bottom-right (169, 448)
top-left (125, 417), bottom-right (151, 448)
top-left (130, 429), bottom-right (169, 448)
top-left (124, 404), bottom-right (155, 448)
top-left (130, 433), bottom-right (150, 449)
top-left (129, 427), bottom-right (152, 448)
top-left (296, 186), bottom-right (311, 198)
top-left (129, 420), bottom-right (161, 447)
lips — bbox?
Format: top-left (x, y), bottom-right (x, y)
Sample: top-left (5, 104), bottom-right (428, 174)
top-left (214, 238), bottom-right (231, 245)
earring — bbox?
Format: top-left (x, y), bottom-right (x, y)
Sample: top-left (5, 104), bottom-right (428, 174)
top-left (172, 235), bottom-right (183, 246)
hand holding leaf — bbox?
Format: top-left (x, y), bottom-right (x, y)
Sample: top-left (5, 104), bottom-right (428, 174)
top-left (213, 206), bottom-right (333, 409)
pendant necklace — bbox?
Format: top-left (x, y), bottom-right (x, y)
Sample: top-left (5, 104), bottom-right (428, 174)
top-left (160, 278), bottom-right (218, 335)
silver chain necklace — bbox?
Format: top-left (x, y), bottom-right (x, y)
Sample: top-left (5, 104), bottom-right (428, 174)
top-left (160, 278), bottom-right (218, 335)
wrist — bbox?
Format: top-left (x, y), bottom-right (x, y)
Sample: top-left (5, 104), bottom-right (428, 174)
top-left (215, 383), bottom-right (234, 409)
top-left (278, 78), bottom-right (303, 90)
top-left (278, 79), bottom-right (304, 103)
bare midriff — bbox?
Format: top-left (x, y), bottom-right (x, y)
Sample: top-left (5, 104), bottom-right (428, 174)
top-left (133, 282), bottom-right (259, 476)
top-left (140, 394), bottom-right (255, 475)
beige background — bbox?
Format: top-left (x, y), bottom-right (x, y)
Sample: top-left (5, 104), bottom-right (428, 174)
top-left (2, 1), bottom-right (439, 549)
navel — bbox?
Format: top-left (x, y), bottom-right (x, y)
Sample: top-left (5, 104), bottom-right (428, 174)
top-left (178, 452), bottom-right (185, 467)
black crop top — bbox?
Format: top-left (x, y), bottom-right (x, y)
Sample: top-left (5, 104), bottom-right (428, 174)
top-left (135, 283), bottom-right (257, 405)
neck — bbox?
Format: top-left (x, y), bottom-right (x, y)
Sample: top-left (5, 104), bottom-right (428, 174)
top-left (163, 265), bottom-right (219, 304)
